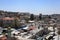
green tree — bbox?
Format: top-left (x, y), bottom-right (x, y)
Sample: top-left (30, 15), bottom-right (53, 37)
top-left (39, 14), bottom-right (42, 20)
top-left (0, 20), bottom-right (3, 27)
top-left (48, 15), bottom-right (51, 19)
top-left (30, 14), bottom-right (35, 20)
top-left (57, 27), bottom-right (60, 35)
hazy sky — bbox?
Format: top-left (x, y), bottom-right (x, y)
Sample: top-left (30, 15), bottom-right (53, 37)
top-left (0, 0), bottom-right (60, 15)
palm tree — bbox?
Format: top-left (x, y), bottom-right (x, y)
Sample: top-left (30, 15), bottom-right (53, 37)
top-left (14, 16), bottom-right (20, 29)
top-left (53, 24), bottom-right (56, 36)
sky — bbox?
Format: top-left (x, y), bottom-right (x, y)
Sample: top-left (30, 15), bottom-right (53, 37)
top-left (0, 0), bottom-right (60, 15)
